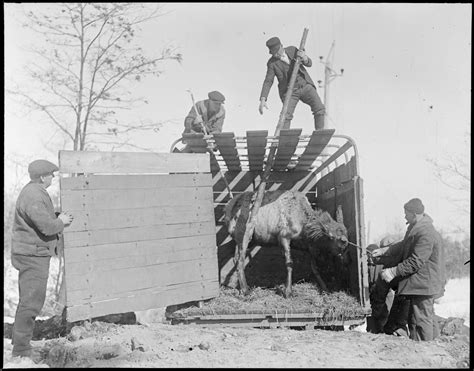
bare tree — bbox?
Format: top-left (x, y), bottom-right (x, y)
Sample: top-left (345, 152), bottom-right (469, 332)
top-left (6, 3), bottom-right (182, 151)
top-left (426, 130), bottom-right (470, 218)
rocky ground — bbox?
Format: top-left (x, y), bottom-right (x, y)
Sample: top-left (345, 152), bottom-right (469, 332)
top-left (2, 311), bottom-right (470, 369)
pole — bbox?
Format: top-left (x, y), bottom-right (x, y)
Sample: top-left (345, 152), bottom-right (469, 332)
top-left (235, 28), bottom-right (309, 294)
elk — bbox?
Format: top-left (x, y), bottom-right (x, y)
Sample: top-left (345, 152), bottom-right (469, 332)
top-left (224, 190), bottom-right (349, 297)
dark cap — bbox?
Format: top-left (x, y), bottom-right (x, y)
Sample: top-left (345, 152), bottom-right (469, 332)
top-left (28, 159), bottom-right (59, 179)
top-left (404, 198), bottom-right (425, 214)
top-left (266, 36), bottom-right (282, 54)
top-left (208, 91), bottom-right (225, 103)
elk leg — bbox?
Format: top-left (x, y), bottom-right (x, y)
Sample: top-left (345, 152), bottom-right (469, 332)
top-left (280, 237), bottom-right (293, 298)
top-left (310, 258), bottom-right (328, 291)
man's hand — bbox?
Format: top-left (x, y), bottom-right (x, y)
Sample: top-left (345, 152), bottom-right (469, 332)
top-left (297, 49), bottom-right (309, 63)
top-left (58, 212), bottom-right (74, 226)
top-left (371, 245), bottom-right (389, 258)
top-left (381, 267), bottom-right (397, 283)
top-left (259, 98), bottom-right (268, 115)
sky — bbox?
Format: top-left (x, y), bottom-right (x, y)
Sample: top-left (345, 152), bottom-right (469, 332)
top-left (4, 3), bottom-right (471, 242)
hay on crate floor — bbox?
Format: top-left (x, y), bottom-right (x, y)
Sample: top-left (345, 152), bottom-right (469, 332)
top-left (172, 283), bottom-right (365, 319)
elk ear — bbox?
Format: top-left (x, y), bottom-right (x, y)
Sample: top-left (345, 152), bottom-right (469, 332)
top-left (336, 205), bottom-right (344, 224)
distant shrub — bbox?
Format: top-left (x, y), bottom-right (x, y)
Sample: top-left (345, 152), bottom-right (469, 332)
top-left (443, 235), bottom-right (470, 279)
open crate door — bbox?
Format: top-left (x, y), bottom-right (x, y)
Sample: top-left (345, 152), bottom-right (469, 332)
top-left (58, 150), bottom-right (219, 322)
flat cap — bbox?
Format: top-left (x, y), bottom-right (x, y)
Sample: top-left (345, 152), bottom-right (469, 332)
top-left (208, 90), bottom-right (225, 103)
top-left (28, 159), bottom-right (59, 178)
top-left (266, 36), bottom-right (282, 54)
top-left (404, 198), bottom-right (425, 214)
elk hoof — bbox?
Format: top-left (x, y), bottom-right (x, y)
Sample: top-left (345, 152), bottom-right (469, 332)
top-left (284, 287), bottom-right (292, 298)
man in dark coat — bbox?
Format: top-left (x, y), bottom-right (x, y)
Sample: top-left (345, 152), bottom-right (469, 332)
top-left (10, 159), bottom-right (74, 361)
top-left (372, 198), bottom-right (446, 341)
top-left (259, 36), bottom-right (325, 130)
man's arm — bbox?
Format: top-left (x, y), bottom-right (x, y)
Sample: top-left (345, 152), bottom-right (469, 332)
top-left (184, 105), bottom-right (204, 133)
top-left (395, 234), bottom-right (435, 277)
top-left (259, 62), bottom-right (275, 101)
top-left (26, 200), bottom-right (64, 237)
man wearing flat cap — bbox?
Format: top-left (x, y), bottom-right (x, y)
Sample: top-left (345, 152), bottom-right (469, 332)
top-left (10, 159), bottom-right (74, 361)
top-left (259, 36), bottom-right (326, 130)
top-left (371, 198), bottom-right (446, 341)
top-left (183, 90), bottom-right (226, 135)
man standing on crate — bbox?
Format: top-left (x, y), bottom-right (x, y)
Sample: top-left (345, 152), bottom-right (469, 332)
top-left (10, 159), bottom-right (74, 362)
top-left (371, 198), bottom-right (447, 341)
top-left (179, 90), bottom-right (226, 153)
top-left (258, 36), bottom-right (326, 130)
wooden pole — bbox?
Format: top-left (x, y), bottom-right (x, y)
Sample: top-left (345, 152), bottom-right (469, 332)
top-left (235, 28), bottom-right (309, 293)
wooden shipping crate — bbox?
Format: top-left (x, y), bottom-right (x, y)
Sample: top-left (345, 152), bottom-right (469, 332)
top-left (59, 150), bottom-right (219, 322)
top-left (177, 129), bottom-right (369, 309)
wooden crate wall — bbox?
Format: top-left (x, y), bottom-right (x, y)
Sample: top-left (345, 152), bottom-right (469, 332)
top-left (59, 151), bottom-right (219, 322)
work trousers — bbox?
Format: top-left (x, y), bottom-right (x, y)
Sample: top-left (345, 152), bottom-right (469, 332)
top-left (282, 83), bottom-right (325, 130)
top-left (404, 295), bottom-right (439, 341)
top-left (368, 266), bottom-right (409, 334)
top-left (11, 254), bottom-right (51, 355)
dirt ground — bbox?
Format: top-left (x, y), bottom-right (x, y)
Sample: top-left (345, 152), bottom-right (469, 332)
top-left (3, 315), bottom-right (470, 368)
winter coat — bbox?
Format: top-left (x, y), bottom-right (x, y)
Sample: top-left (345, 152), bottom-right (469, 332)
top-left (384, 214), bottom-right (446, 297)
top-left (11, 182), bottom-right (64, 257)
top-left (183, 99), bottom-right (225, 135)
top-left (259, 46), bottom-right (317, 101)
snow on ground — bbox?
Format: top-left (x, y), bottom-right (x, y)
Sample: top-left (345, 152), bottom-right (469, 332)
top-left (434, 277), bottom-right (470, 327)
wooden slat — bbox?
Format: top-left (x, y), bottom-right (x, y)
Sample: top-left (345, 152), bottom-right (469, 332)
top-left (64, 234), bottom-right (214, 263)
top-left (273, 129), bottom-right (302, 170)
top-left (67, 279), bottom-right (219, 322)
top-left (294, 129), bottom-right (335, 171)
top-left (65, 202), bottom-right (214, 232)
top-left (213, 132), bottom-right (241, 171)
top-left (246, 130), bottom-right (268, 171)
top-left (60, 173), bottom-right (212, 191)
top-left (63, 220), bottom-right (216, 248)
top-left (316, 171), bottom-right (335, 195)
top-left (61, 186), bottom-right (212, 211)
top-left (66, 240), bottom-right (216, 277)
top-left (59, 150), bottom-right (210, 174)
top-left (66, 257), bottom-right (218, 294)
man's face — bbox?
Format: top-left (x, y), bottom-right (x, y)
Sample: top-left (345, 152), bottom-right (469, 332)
top-left (208, 100), bottom-right (222, 112)
top-left (271, 44), bottom-right (284, 58)
top-left (41, 173), bottom-right (54, 188)
top-left (404, 209), bottom-right (416, 225)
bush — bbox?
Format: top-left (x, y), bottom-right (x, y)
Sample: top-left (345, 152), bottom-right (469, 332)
top-left (443, 235), bottom-right (470, 280)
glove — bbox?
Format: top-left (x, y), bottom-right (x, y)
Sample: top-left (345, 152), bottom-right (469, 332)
top-left (381, 267), bottom-right (397, 283)
top-left (258, 98), bottom-right (268, 115)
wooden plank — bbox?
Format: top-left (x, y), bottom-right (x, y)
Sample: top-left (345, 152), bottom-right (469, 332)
top-left (59, 150), bottom-right (210, 174)
top-left (66, 257), bottom-right (218, 295)
top-left (66, 240), bottom-right (216, 277)
top-left (60, 173), bottom-right (212, 191)
top-left (64, 234), bottom-right (215, 263)
top-left (65, 202), bottom-right (213, 232)
top-left (273, 129), bottom-right (302, 170)
top-left (246, 130), bottom-right (268, 171)
top-left (61, 186), bottom-right (212, 211)
top-left (294, 129), bottom-right (335, 171)
top-left (213, 133), bottom-right (241, 171)
top-left (63, 220), bottom-right (216, 248)
top-left (66, 279), bottom-right (219, 322)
